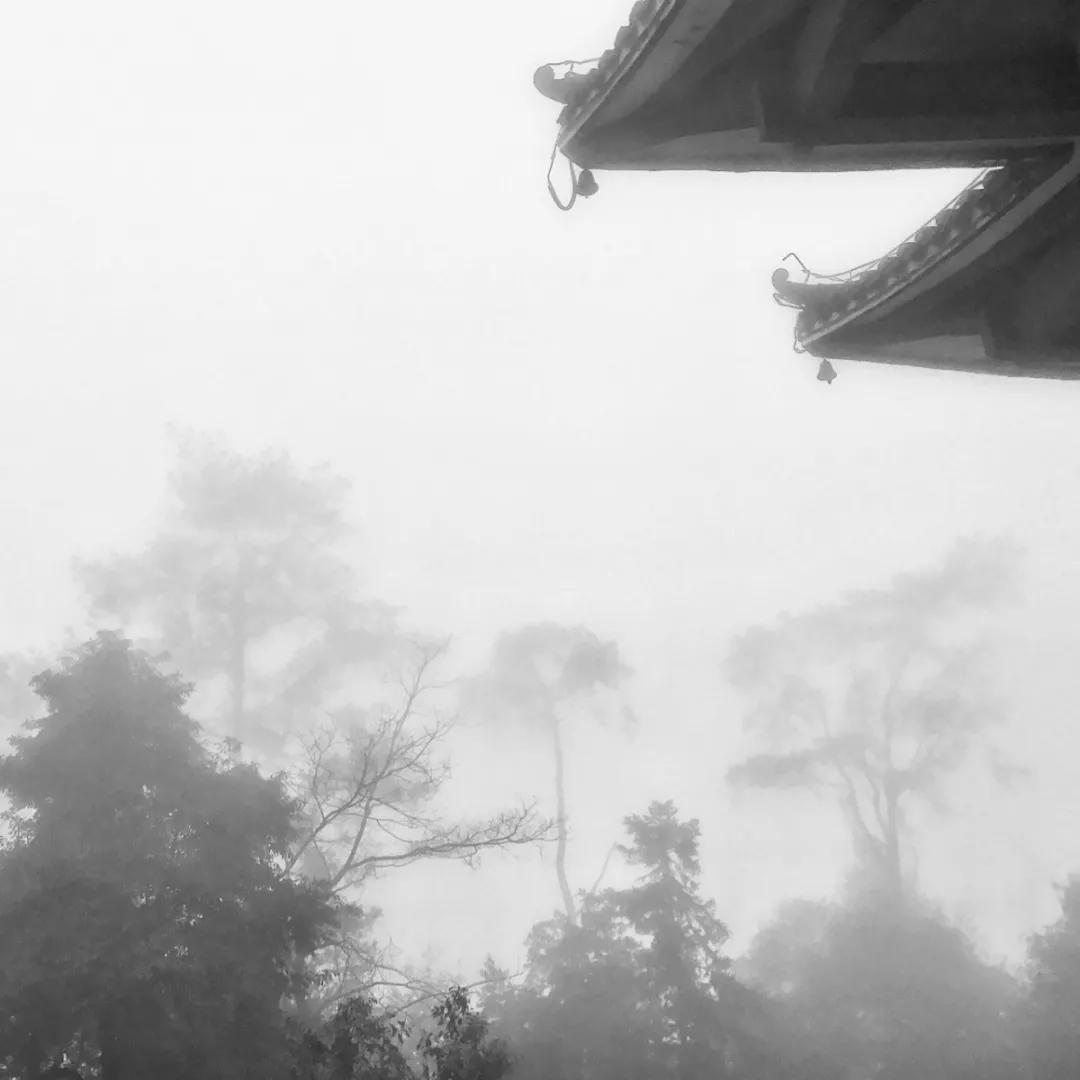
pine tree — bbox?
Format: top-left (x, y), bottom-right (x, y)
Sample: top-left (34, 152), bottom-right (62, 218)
top-left (485, 802), bottom-right (772, 1080)
top-left (603, 802), bottom-right (758, 1080)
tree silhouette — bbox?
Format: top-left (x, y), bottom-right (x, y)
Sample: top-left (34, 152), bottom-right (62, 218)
top-left (742, 897), bottom-right (1022, 1080)
top-left (483, 802), bottom-right (774, 1080)
top-left (1021, 875), bottom-right (1080, 1080)
top-left (287, 641), bottom-right (547, 1010)
top-left (464, 624), bottom-right (629, 923)
top-left (0, 633), bottom-right (338, 1079)
top-left (726, 536), bottom-right (1021, 901)
top-left (75, 432), bottom-right (397, 757)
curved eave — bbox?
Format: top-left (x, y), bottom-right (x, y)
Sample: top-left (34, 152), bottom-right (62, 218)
top-left (792, 150), bottom-right (1080, 351)
top-left (545, 0), bottom-right (1080, 173)
top-left (557, 0), bottom-right (734, 151)
top-left (556, 0), bottom-right (680, 144)
top-left (810, 339), bottom-right (1080, 380)
top-left (554, 0), bottom-right (813, 156)
top-left (570, 133), bottom-right (1033, 173)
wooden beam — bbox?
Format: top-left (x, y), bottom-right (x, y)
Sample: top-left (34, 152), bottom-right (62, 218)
top-left (844, 56), bottom-right (1080, 119)
top-left (793, 0), bottom-right (855, 117)
top-left (791, 0), bottom-right (924, 120)
top-left (677, 0), bottom-right (809, 72)
top-left (1005, 220), bottom-right (1080, 345)
top-left (759, 97), bottom-right (1080, 146)
top-left (611, 54), bottom-right (1080, 149)
top-left (628, 0), bottom-right (808, 118)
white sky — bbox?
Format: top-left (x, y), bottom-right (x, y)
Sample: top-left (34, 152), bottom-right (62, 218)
top-left (4, 0), bottom-right (1080, 979)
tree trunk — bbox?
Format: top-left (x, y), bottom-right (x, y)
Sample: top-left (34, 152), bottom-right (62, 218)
top-left (229, 584), bottom-right (248, 737)
top-left (97, 1010), bottom-right (122, 1080)
top-left (882, 777), bottom-right (904, 899)
top-left (551, 717), bottom-right (576, 923)
top-left (16, 1031), bottom-right (44, 1080)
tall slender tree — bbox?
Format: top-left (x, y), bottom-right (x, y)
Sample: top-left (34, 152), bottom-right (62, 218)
top-left (463, 624), bottom-right (629, 923)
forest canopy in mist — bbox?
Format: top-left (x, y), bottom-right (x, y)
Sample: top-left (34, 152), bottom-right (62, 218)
top-left (1, 434), bottom-right (1078, 1080)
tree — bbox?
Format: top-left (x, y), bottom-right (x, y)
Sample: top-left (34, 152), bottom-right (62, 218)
top-left (733, 898), bottom-right (833, 998)
top-left (75, 432), bottom-right (397, 756)
top-left (0, 652), bottom-right (48, 741)
top-left (286, 641), bottom-right (546, 1011)
top-left (289, 643), bottom-right (542, 895)
top-left (1020, 875), bottom-right (1080, 1080)
top-left (289, 993), bottom-right (413, 1080)
top-left (485, 802), bottom-right (773, 1080)
top-left (417, 987), bottom-right (510, 1080)
top-left (746, 895), bottom-right (1023, 1080)
top-left (73, 437), bottom-right (549, 1009)
top-left (291, 986), bottom-right (510, 1080)
top-left (483, 902), bottom-right (659, 1080)
top-left (463, 624), bottom-right (630, 922)
top-left (0, 633), bottom-right (339, 1080)
top-left (601, 802), bottom-right (772, 1080)
top-left (726, 536), bottom-right (1020, 901)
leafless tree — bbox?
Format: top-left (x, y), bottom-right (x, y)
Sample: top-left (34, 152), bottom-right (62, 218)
top-left (288, 642), bottom-right (546, 893)
top-left (462, 623), bottom-right (631, 924)
top-left (285, 641), bottom-right (550, 1008)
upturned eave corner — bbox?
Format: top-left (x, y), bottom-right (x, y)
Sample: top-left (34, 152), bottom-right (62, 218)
top-left (536, 0), bottom-right (1080, 379)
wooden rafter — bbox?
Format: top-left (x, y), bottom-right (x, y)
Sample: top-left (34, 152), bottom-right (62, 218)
top-left (791, 0), bottom-right (924, 120)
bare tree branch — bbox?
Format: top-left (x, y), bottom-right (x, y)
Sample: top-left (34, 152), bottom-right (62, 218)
top-left (387, 971), bottom-right (525, 1018)
top-left (288, 641), bottom-right (551, 899)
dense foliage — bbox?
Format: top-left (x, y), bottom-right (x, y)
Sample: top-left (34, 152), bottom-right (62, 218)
top-left (483, 803), bottom-right (783, 1080)
top-left (741, 896), bottom-right (1023, 1080)
top-left (0, 634), bottom-right (338, 1079)
top-left (60, 437), bottom-right (545, 1007)
top-left (0, 637), bottom-right (516, 1080)
top-left (291, 987), bottom-right (508, 1080)
top-left (2, 444), bottom-right (1078, 1080)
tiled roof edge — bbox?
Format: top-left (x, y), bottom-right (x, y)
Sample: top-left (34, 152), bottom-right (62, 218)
top-left (781, 154), bottom-right (1075, 348)
top-left (550, 0), bottom-right (685, 147)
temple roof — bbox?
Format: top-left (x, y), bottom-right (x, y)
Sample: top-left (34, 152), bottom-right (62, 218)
top-left (536, 1), bottom-right (1080, 377)
top-left (536, 0), bottom-right (1080, 172)
top-left (541, 0), bottom-right (714, 142)
top-left (773, 154), bottom-right (1070, 347)
top-left (773, 149), bottom-right (1080, 376)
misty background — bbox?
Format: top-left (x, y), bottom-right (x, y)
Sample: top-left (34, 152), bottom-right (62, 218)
top-left (3, 0), bottom-right (1080, 990)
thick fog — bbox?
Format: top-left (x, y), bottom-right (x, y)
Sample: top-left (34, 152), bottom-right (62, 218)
top-left (5, 3), bottom-right (1080, 1078)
